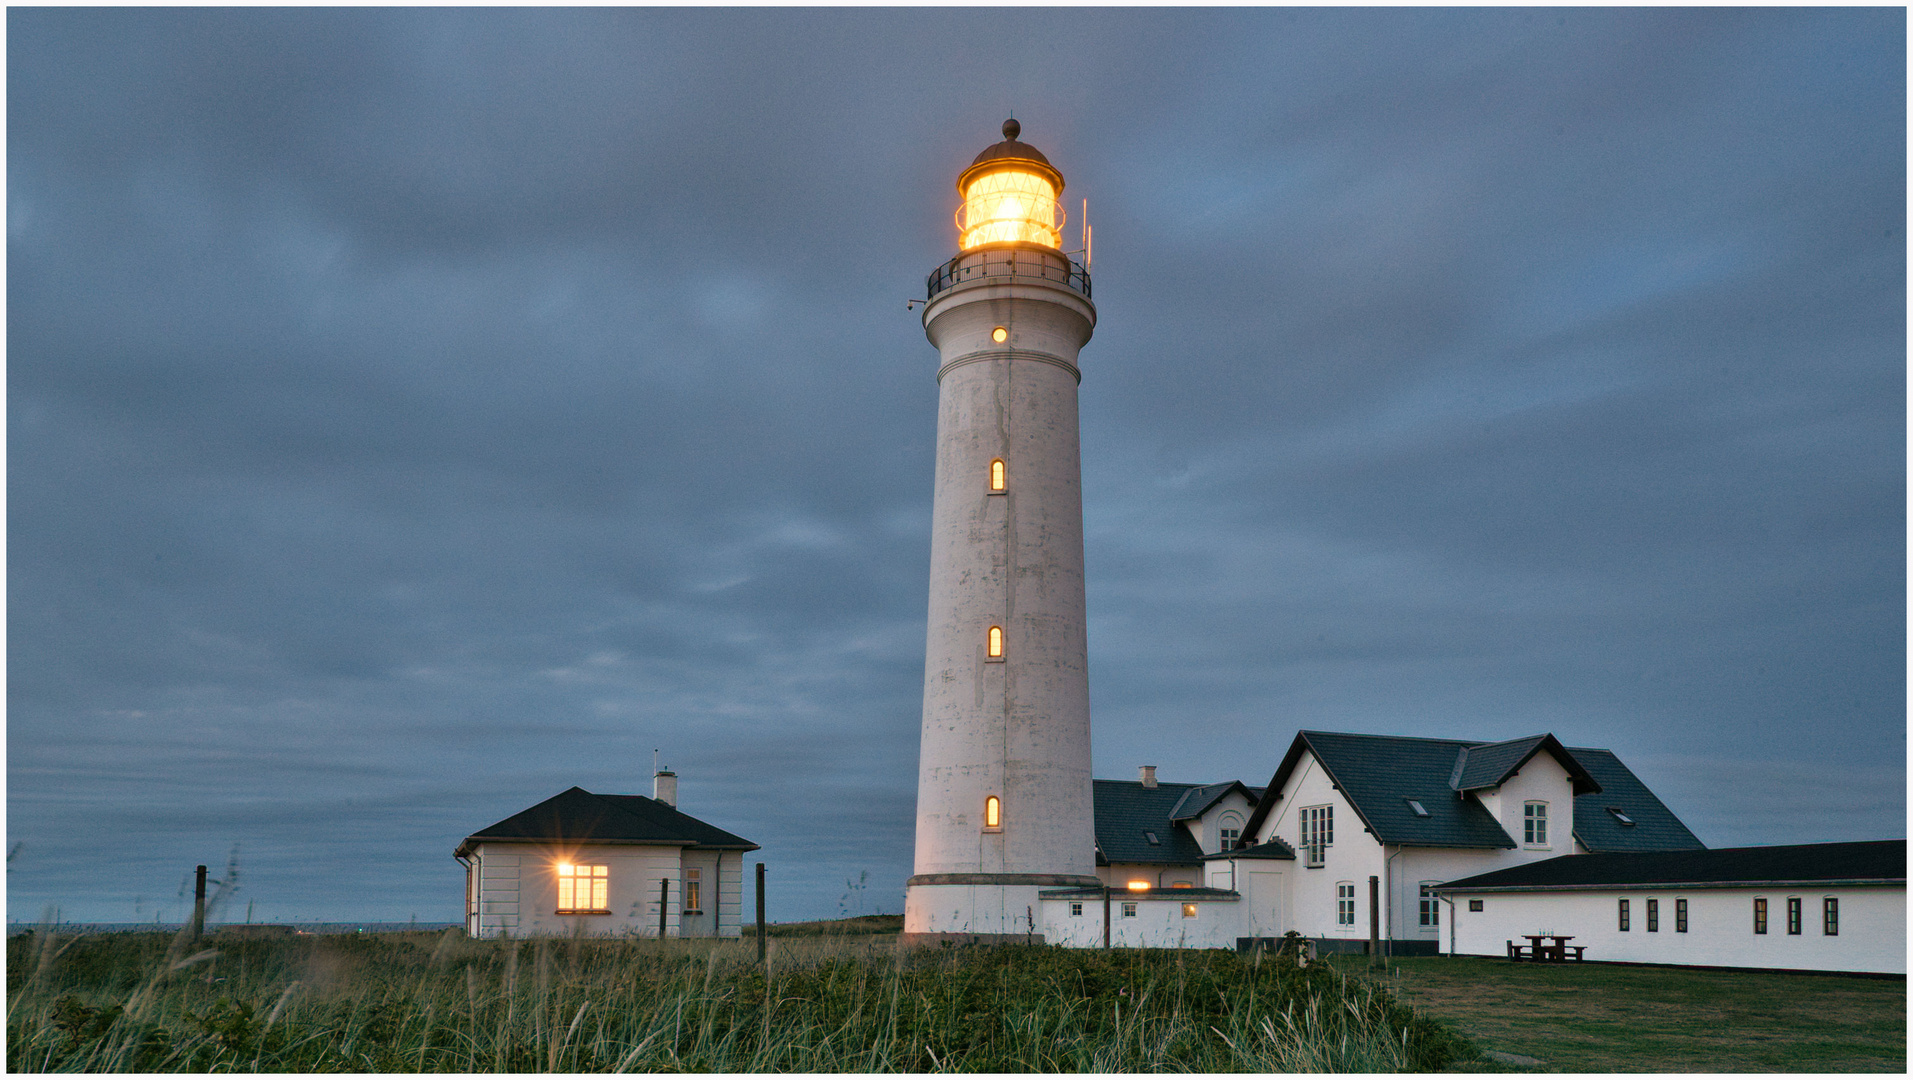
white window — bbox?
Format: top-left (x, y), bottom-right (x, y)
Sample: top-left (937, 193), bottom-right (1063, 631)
top-left (1069, 902), bottom-right (1083, 917)
top-left (684, 868), bottom-right (702, 913)
top-left (1336, 882), bottom-right (1356, 926)
top-left (1300, 805), bottom-right (1333, 867)
top-left (1419, 882), bottom-right (1439, 927)
top-left (1218, 812), bottom-right (1243, 850)
top-left (1524, 802), bottom-right (1548, 845)
top-left (556, 863), bottom-right (608, 913)
top-left (1122, 902), bottom-right (1137, 918)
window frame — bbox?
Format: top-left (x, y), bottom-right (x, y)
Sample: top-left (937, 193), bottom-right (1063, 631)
top-left (1468, 898), bottom-right (1484, 913)
top-left (1823, 896), bottom-right (1839, 936)
top-left (1069, 902), bottom-right (1083, 917)
top-left (986, 625), bottom-right (1005, 661)
top-left (1753, 897), bottom-right (1768, 935)
top-left (1676, 897), bottom-right (1688, 933)
top-left (1182, 903), bottom-right (1198, 918)
top-left (684, 868), bottom-right (703, 914)
top-left (1618, 898), bottom-right (1630, 931)
top-left (983, 796), bottom-right (1002, 832)
top-left (988, 458), bottom-right (1006, 492)
top-left (555, 863), bottom-right (611, 915)
top-left (1646, 897), bottom-right (1658, 932)
top-left (1419, 882), bottom-right (1440, 928)
top-left (1121, 901), bottom-right (1138, 918)
top-left (1300, 805), bottom-right (1333, 868)
top-left (1786, 896), bottom-right (1802, 935)
top-left (1336, 881), bottom-right (1356, 927)
top-left (1523, 801), bottom-right (1549, 846)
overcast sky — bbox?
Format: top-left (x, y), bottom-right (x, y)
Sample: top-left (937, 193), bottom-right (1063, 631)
top-left (8, 8), bottom-right (1904, 925)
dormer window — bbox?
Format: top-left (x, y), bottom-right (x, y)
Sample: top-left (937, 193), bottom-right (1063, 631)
top-left (1524, 802), bottom-right (1549, 846)
top-left (1405, 799), bottom-right (1430, 818)
top-left (1607, 807), bottom-right (1635, 826)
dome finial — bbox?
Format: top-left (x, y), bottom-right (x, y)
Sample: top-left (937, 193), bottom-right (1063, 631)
top-left (1002, 118), bottom-right (1020, 141)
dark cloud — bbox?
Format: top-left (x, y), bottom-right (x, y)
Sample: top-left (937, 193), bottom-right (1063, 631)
top-left (8, 8), bottom-right (1902, 923)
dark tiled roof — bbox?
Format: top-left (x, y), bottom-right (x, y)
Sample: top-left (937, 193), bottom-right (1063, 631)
top-left (1252, 732), bottom-right (1518, 850)
top-left (1167, 781), bottom-right (1258, 822)
top-left (1094, 780), bottom-right (1210, 866)
top-left (1200, 837), bottom-right (1295, 862)
top-left (456, 787), bottom-right (757, 858)
top-left (1567, 748), bottom-right (1705, 853)
top-left (1435, 840), bottom-right (1905, 892)
top-left (1450, 734), bottom-right (1601, 795)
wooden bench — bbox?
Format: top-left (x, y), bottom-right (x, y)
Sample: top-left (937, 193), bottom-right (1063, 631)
top-left (1506, 940), bottom-right (1533, 961)
top-left (1562, 945), bottom-right (1587, 962)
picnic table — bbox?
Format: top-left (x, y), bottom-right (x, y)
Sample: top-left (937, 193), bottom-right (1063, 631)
top-left (1508, 934), bottom-right (1586, 962)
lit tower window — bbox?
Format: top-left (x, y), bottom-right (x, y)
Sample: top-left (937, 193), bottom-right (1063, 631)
top-left (990, 459), bottom-right (1006, 490)
top-left (987, 626), bottom-right (1004, 658)
top-left (955, 119), bottom-right (1066, 251)
top-left (984, 796), bottom-right (1001, 830)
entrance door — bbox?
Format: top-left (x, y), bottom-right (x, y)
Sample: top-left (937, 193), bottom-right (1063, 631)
top-left (1247, 870), bottom-right (1288, 937)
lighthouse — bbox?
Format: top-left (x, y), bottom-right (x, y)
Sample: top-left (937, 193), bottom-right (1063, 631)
top-left (903, 120), bottom-right (1103, 939)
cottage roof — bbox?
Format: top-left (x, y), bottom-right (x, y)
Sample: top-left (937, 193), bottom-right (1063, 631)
top-left (455, 786), bottom-right (758, 859)
top-left (1566, 747), bottom-right (1704, 853)
top-left (1434, 840), bottom-right (1905, 892)
top-left (1200, 837), bottom-right (1296, 862)
top-left (1093, 778), bottom-right (1258, 866)
top-left (1167, 781), bottom-right (1259, 822)
top-left (1244, 730), bottom-right (1701, 853)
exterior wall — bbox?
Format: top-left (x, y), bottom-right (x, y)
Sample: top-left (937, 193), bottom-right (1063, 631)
top-left (469, 842), bottom-right (687, 937)
top-left (1099, 862), bottom-right (1202, 889)
top-left (715, 851), bottom-right (745, 938)
top-left (906, 251), bottom-right (1101, 935)
top-left (1485, 752), bottom-right (1574, 859)
top-left (1041, 894), bottom-right (1241, 949)
top-left (1446, 885), bottom-right (1905, 974)
top-left (1256, 752), bottom-right (1384, 942)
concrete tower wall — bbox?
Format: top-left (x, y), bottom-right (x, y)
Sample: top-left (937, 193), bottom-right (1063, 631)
top-left (905, 256), bottom-right (1100, 938)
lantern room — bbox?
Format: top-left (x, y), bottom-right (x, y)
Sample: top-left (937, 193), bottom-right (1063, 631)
top-left (955, 119), bottom-right (1067, 251)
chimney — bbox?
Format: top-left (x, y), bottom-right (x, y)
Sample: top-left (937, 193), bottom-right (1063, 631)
top-left (653, 767), bottom-right (678, 807)
top-left (1139, 765), bottom-right (1157, 789)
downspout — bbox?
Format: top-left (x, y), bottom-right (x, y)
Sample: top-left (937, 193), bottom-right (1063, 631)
top-left (455, 853), bottom-right (474, 935)
top-left (1441, 894), bottom-right (1457, 956)
top-left (1384, 844), bottom-right (1406, 960)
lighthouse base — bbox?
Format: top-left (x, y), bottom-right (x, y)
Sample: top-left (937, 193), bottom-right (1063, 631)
top-left (903, 875), bottom-right (1103, 938)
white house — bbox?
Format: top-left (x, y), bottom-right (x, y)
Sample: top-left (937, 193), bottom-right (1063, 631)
top-left (1433, 841), bottom-right (1906, 975)
top-left (455, 770), bottom-right (758, 938)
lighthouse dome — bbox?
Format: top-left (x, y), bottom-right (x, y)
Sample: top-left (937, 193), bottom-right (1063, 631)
top-left (958, 118), bottom-right (1065, 195)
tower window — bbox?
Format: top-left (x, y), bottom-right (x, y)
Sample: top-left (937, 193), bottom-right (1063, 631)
top-left (991, 326), bottom-right (1009, 344)
top-left (990, 459), bottom-right (1006, 491)
top-left (987, 626), bottom-right (1004, 659)
top-left (984, 796), bottom-right (1001, 831)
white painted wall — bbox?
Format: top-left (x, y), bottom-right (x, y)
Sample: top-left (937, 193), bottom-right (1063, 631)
top-left (1257, 752), bottom-right (1383, 941)
top-left (1041, 894), bottom-right (1241, 949)
top-left (1445, 886), bottom-right (1905, 974)
top-left (469, 842), bottom-right (689, 937)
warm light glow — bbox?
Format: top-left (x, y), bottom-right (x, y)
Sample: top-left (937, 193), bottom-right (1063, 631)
top-left (557, 863), bottom-right (608, 911)
top-left (1127, 880), bottom-right (1150, 892)
top-left (985, 796), bottom-right (1001, 828)
top-left (556, 862), bottom-right (572, 875)
top-left (990, 459), bottom-right (1005, 490)
top-left (991, 326), bottom-right (1008, 344)
top-left (987, 626), bottom-right (1003, 657)
top-left (958, 169), bottom-right (1063, 250)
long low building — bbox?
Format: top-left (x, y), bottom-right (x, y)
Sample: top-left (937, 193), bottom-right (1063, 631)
top-left (1433, 840), bottom-right (1905, 975)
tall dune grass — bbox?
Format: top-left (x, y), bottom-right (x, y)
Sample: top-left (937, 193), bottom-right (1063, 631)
top-left (7, 926), bottom-right (1472, 1072)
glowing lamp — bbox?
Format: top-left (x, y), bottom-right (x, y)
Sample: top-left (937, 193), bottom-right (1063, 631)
top-left (556, 862), bottom-right (572, 874)
top-left (955, 119), bottom-right (1066, 251)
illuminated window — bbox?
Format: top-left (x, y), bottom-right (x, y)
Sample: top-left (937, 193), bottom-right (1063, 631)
top-left (1753, 897), bottom-right (1767, 934)
top-left (1786, 897), bottom-right (1801, 935)
top-left (1524, 802), bottom-right (1548, 846)
top-left (1647, 898), bottom-right (1659, 932)
top-left (958, 169), bottom-right (1062, 250)
top-left (991, 326), bottom-right (1009, 344)
top-left (984, 796), bottom-right (1001, 831)
top-left (1618, 898), bottom-right (1630, 931)
top-left (556, 863), bottom-right (609, 913)
top-left (684, 869), bottom-right (702, 914)
top-left (1336, 882), bottom-right (1355, 926)
top-left (987, 626), bottom-right (1004, 658)
top-left (1121, 901), bottom-right (1137, 918)
top-left (1126, 880), bottom-right (1149, 892)
top-left (1676, 898), bottom-right (1688, 932)
top-left (1823, 897), bottom-right (1838, 935)
top-left (1182, 903), bottom-right (1198, 918)
top-left (990, 459), bottom-right (1006, 490)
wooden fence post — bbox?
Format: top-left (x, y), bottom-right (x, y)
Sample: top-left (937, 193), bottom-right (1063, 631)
top-left (755, 863), bottom-right (767, 966)
top-left (1368, 875), bottom-right (1381, 966)
top-left (658, 877), bottom-right (670, 939)
top-left (192, 865), bottom-right (207, 941)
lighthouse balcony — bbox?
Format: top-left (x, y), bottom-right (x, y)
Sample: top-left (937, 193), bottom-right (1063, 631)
top-left (927, 245), bottom-right (1091, 302)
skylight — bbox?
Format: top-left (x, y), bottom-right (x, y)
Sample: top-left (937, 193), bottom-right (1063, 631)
top-left (1144, 830), bottom-right (1160, 845)
top-left (1607, 807), bottom-right (1635, 826)
top-left (1405, 799), bottom-right (1430, 818)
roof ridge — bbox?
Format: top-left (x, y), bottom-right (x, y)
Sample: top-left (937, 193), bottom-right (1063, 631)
top-left (1302, 730), bottom-right (1486, 746)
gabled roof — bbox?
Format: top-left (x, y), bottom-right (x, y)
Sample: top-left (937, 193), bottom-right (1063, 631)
top-left (1167, 781), bottom-right (1260, 822)
top-left (1245, 731), bottom-right (1698, 854)
top-left (1435, 840), bottom-right (1905, 892)
top-left (1200, 837), bottom-right (1296, 862)
top-left (455, 787), bottom-right (758, 859)
top-left (1450, 734), bottom-right (1600, 796)
top-left (1247, 732), bottom-right (1519, 850)
top-left (1567, 747), bottom-right (1705, 853)
top-left (1094, 779), bottom-right (1216, 866)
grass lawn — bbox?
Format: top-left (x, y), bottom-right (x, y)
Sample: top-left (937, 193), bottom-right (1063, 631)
top-left (1346, 955), bottom-right (1906, 1072)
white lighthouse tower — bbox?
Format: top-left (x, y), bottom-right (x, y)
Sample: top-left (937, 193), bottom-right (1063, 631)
top-left (903, 120), bottom-right (1103, 939)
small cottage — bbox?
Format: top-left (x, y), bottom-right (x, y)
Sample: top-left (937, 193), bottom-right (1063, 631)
top-left (456, 770), bottom-right (758, 938)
